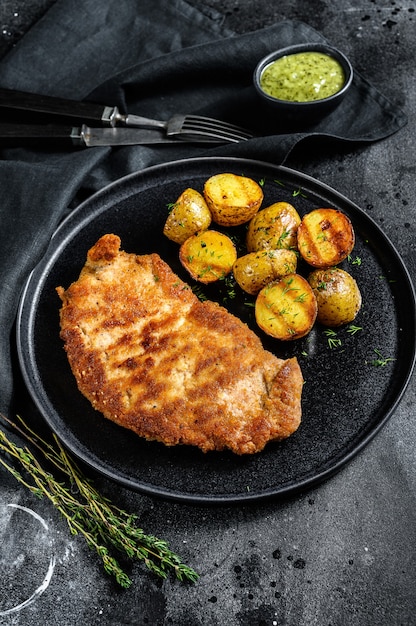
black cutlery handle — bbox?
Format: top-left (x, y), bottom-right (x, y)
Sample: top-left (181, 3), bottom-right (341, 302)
top-left (0, 123), bottom-right (83, 148)
top-left (0, 88), bottom-right (113, 126)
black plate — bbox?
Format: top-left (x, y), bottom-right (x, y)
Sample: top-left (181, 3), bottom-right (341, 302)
top-left (17, 157), bottom-right (416, 504)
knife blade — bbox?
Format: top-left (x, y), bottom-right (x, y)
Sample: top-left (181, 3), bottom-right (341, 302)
top-left (81, 125), bottom-right (220, 146)
top-left (0, 123), bottom-right (221, 148)
top-left (0, 88), bottom-right (253, 143)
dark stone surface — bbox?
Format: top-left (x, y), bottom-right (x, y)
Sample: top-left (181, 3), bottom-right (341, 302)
top-left (1, 1), bottom-right (415, 625)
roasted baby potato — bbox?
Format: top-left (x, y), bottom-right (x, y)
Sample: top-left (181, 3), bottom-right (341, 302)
top-left (203, 173), bottom-right (263, 226)
top-left (297, 208), bottom-right (355, 268)
top-left (255, 273), bottom-right (317, 340)
top-left (308, 267), bottom-right (362, 327)
top-left (246, 202), bottom-right (301, 252)
top-left (163, 187), bottom-right (212, 244)
top-left (179, 230), bottom-right (237, 283)
top-left (233, 249), bottom-right (298, 295)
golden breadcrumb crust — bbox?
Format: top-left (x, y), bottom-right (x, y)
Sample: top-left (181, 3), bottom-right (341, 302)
top-left (56, 234), bottom-right (303, 454)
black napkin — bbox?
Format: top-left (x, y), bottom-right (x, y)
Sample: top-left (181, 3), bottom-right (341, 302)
top-left (0, 0), bottom-right (407, 418)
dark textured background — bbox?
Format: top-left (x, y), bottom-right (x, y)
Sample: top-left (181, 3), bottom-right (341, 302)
top-left (0, 2), bottom-right (415, 625)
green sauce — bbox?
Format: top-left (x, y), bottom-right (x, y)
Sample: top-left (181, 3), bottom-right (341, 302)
top-left (260, 51), bottom-right (345, 102)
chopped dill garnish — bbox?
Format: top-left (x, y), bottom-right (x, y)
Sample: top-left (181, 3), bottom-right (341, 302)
top-left (347, 324), bottom-right (363, 335)
top-left (370, 349), bottom-right (395, 367)
top-left (324, 328), bottom-right (342, 349)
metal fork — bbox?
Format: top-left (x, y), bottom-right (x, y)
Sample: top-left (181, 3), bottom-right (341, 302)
top-left (0, 88), bottom-right (253, 144)
top-left (117, 112), bottom-right (254, 143)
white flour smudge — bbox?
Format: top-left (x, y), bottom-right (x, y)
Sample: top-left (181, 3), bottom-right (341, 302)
top-left (0, 503), bottom-right (56, 616)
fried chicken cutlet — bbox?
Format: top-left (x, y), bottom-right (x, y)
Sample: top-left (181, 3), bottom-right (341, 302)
top-left (56, 234), bottom-right (303, 455)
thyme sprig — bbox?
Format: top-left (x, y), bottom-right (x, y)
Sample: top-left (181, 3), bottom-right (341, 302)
top-left (0, 413), bottom-right (198, 588)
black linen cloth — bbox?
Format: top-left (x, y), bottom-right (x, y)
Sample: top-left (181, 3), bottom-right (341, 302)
top-left (0, 0), bottom-right (407, 420)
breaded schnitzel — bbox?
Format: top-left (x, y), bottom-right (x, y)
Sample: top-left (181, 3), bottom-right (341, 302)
top-left (56, 234), bottom-right (303, 454)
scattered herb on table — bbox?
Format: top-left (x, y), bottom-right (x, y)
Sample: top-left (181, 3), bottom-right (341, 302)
top-left (0, 413), bottom-right (199, 588)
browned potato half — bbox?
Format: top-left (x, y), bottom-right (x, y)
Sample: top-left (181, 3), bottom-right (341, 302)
top-left (255, 273), bottom-right (317, 340)
top-left (163, 188), bottom-right (212, 244)
top-left (308, 267), bottom-right (362, 327)
top-left (297, 208), bottom-right (355, 268)
top-left (246, 202), bottom-right (301, 252)
top-left (179, 230), bottom-right (237, 284)
top-left (233, 249), bottom-right (298, 295)
top-left (203, 173), bottom-right (263, 226)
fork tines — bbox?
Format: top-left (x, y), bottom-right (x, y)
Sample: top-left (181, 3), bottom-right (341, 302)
top-left (181, 115), bottom-right (253, 143)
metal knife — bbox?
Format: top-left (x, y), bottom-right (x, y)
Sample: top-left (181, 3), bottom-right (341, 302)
top-left (0, 123), bottom-right (222, 148)
top-left (0, 88), bottom-right (253, 143)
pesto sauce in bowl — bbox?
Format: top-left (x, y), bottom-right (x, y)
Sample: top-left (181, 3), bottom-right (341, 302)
top-left (260, 51), bottom-right (345, 102)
